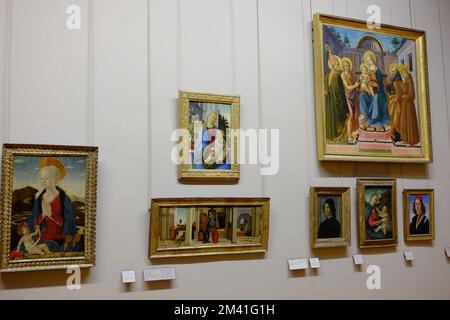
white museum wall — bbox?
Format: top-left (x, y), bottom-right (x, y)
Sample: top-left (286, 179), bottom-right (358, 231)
top-left (0, 0), bottom-right (449, 299)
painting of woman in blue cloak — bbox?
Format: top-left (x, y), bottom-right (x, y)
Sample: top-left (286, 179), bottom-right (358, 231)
top-left (11, 156), bottom-right (85, 258)
top-left (359, 50), bottom-right (390, 130)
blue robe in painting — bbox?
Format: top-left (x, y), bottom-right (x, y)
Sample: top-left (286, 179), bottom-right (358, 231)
top-left (193, 126), bottom-right (231, 170)
top-left (26, 188), bottom-right (77, 252)
top-left (360, 68), bottom-right (390, 127)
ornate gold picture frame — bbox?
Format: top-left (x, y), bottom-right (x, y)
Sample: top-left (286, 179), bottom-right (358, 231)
top-left (149, 198), bottom-right (269, 259)
top-left (178, 91), bottom-right (240, 183)
top-left (403, 189), bottom-right (435, 241)
top-left (357, 178), bottom-right (397, 248)
top-left (313, 14), bottom-right (432, 163)
top-left (0, 144), bottom-right (98, 272)
top-left (310, 187), bottom-right (351, 248)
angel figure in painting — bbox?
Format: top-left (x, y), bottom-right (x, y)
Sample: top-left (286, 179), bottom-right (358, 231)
top-left (15, 221), bottom-right (51, 255)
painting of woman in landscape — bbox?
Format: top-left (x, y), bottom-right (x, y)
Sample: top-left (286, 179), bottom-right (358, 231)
top-left (11, 156), bottom-right (86, 259)
top-left (1, 144), bottom-right (98, 272)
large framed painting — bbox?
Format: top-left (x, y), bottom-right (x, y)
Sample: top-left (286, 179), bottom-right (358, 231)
top-left (310, 187), bottom-right (351, 248)
top-left (178, 91), bottom-right (240, 182)
top-left (357, 178), bottom-right (397, 248)
top-left (403, 189), bottom-right (434, 241)
top-left (313, 14), bottom-right (432, 163)
top-left (149, 198), bottom-right (269, 258)
top-left (0, 144), bottom-right (98, 272)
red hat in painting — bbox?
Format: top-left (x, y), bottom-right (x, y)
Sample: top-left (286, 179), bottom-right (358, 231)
top-left (415, 195), bottom-right (424, 202)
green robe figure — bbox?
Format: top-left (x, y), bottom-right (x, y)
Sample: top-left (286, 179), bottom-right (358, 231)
top-left (324, 70), bottom-right (348, 142)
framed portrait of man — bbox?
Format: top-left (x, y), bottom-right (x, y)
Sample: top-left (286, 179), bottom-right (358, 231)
top-left (403, 189), bottom-right (435, 241)
top-left (310, 187), bottom-right (351, 248)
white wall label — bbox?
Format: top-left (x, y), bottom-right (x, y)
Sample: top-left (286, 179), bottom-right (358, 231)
top-left (404, 251), bottom-right (414, 261)
top-left (144, 267), bottom-right (176, 281)
top-left (121, 270), bottom-right (136, 283)
top-left (309, 257), bottom-right (320, 269)
top-left (288, 258), bottom-right (308, 270)
top-left (353, 254), bottom-right (364, 265)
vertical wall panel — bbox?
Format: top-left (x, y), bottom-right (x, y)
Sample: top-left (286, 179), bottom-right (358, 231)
top-left (309, 1), bottom-right (342, 185)
top-left (8, 0), bottom-right (89, 144)
top-left (91, 0), bottom-right (149, 297)
top-left (150, 0), bottom-right (262, 199)
top-left (0, 0), bottom-right (10, 145)
top-left (179, 0), bottom-right (232, 92)
top-left (259, 0), bottom-right (318, 298)
top-left (413, 0), bottom-right (450, 278)
top-left (439, 0), bottom-right (450, 141)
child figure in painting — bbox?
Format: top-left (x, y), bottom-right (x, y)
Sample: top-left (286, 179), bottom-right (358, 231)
top-left (359, 63), bottom-right (376, 97)
top-left (15, 221), bottom-right (51, 255)
top-left (374, 205), bottom-right (391, 235)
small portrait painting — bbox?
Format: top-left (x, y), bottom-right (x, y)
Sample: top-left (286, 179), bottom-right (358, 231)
top-left (317, 197), bottom-right (341, 239)
top-left (357, 179), bottom-right (397, 248)
top-left (403, 189), bottom-right (434, 241)
top-left (310, 187), bottom-right (350, 248)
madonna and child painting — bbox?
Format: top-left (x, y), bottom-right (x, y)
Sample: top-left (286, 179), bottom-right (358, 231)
top-left (0, 144), bottom-right (97, 272)
top-left (313, 14), bottom-right (431, 163)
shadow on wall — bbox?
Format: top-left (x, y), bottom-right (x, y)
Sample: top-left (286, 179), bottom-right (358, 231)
top-left (0, 268), bottom-right (92, 290)
top-left (311, 246), bottom-right (348, 259)
top-left (317, 162), bottom-right (428, 179)
top-left (149, 252), bottom-right (265, 266)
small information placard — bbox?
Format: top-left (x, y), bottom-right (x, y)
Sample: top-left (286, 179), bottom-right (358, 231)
top-left (404, 251), bottom-right (414, 261)
top-left (353, 254), bottom-right (364, 265)
top-left (144, 267), bottom-right (176, 281)
top-left (445, 248), bottom-right (450, 258)
top-left (121, 270), bottom-right (136, 283)
top-left (288, 258), bottom-right (309, 270)
top-left (309, 257), bottom-right (320, 269)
